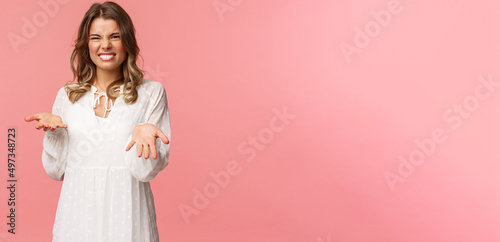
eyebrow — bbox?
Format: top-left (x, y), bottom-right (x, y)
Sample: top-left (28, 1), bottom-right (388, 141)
top-left (89, 32), bottom-right (120, 37)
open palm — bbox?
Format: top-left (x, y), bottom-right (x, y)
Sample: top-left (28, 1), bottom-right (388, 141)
top-left (25, 112), bottom-right (67, 132)
top-left (125, 123), bottom-right (169, 159)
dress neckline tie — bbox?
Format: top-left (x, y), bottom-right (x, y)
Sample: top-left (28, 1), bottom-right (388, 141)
top-left (93, 88), bottom-right (119, 118)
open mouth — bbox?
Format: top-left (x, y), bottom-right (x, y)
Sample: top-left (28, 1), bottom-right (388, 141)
top-left (98, 53), bottom-right (116, 61)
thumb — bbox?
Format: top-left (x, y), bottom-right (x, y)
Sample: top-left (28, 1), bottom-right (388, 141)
top-left (157, 130), bottom-right (169, 144)
top-left (24, 115), bottom-right (37, 122)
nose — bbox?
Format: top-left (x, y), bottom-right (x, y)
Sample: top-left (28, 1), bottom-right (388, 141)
top-left (101, 38), bottom-right (111, 49)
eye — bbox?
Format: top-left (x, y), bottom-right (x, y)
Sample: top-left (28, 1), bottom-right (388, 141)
top-left (112, 35), bottom-right (120, 39)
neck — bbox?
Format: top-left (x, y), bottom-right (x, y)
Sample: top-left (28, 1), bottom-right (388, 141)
top-left (93, 69), bottom-right (122, 91)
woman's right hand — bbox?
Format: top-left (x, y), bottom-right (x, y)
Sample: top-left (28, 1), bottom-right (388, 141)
top-left (24, 112), bottom-right (67, 132)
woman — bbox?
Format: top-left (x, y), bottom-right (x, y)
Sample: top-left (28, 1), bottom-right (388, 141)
top-left (24, 1), bottom-right (171, 241)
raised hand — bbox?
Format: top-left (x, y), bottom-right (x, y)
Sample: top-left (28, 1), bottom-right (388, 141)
top-left (24, 112), bottom-right (67, 132)
top-left (125, 123), bottom-right (169, 159)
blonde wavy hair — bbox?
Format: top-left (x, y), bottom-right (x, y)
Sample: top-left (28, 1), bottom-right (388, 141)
top-left (64, 1), bottom-right (144, 104)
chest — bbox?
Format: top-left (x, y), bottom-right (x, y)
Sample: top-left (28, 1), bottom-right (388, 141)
top-left (62, 91), bottom-right (150, 139)
top-left (93, 92), bottom-right (118, 119)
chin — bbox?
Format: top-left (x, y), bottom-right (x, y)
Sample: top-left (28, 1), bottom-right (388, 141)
top-left (96, 65), bottom-right (121, 71)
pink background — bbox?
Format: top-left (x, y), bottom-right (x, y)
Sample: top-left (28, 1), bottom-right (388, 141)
top-left (1, 0), bottom-right (500, 241)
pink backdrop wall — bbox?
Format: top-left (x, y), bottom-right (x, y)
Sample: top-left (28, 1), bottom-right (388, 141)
top-left (1, 0), bottom-right (500, 241)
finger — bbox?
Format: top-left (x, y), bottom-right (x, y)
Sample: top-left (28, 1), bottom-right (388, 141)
top-left (137, 143), bottom-right (143, 158)
top-left (24, 114), bottom-right (39, 122)
top-left (157, 130), bottom-right (169, 144)
top-left (150, 141), bottom-right (157, 160)
top-left (56, 123), bottom-right (67, 129)
top-left (35, 122), bottom-right (44, 129)
top-left (125, 140), bottom-right (136, 151)
top-left (143, 144), bottom-right (150, 159)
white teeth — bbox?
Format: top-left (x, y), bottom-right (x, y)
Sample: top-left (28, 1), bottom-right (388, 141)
top-left (99, 54), bottom-right (115, 60)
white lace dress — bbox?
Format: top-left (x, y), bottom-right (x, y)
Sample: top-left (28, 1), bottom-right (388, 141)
top-left (41, 79), bottom-right (171, 242)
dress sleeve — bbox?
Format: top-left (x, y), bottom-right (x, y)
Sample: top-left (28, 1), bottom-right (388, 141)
top-left (41, 87), bottom-right (69, 181)
top-left (123, 82), bottom-right (171, 182)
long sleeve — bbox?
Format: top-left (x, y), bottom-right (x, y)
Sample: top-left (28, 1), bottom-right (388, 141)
top-left (123, 81), bottom-right (171, 182)
top-left (41, 87), bottom-right (70, 181)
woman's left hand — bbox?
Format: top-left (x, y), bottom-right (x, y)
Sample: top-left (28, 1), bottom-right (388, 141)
top-left (125, 123), bottom-right (170, 159)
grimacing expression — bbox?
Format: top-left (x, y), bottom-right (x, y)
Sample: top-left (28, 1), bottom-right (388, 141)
top-left (88, 18), bottom-right (127, 73)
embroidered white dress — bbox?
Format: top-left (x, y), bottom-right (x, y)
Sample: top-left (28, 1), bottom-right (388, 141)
top-left (41, 79), bottom-right (171, 242)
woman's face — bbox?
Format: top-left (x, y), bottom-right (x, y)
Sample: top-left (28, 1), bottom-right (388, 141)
top-left (88, 17), bottom-right (127, 75)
